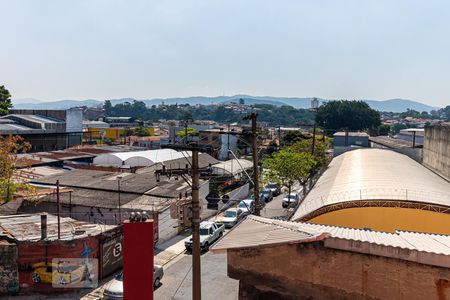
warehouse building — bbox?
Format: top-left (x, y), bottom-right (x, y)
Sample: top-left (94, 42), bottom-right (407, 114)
top-left (0, 109), bottom-right (83, 151)
top-left (293, 148), bottom-right (450, 235)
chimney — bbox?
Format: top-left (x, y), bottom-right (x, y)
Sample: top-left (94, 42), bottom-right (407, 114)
top-left (41, 214), bottom-right (47, 240)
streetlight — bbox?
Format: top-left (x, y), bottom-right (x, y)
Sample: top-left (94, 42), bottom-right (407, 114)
top-left (117, 175), bottom-right (123, 224)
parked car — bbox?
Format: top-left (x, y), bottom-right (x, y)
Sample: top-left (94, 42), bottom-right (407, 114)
top-left (216, 207), bottom-right (245, 228)
top-left (282, 193), bottom-right (299, 208)
top-left (238, 199), bottom-right (255, 215)
top-left (248, 195), bottom-right (266, 209)
top-left (260, 188), bottom-right (274, 202)
top-left (266, 182), bottom-right (281, 196)
top-left (103, 266), bottom-right (164, 299)
top-left (185, 221), bottom-right (225, 252)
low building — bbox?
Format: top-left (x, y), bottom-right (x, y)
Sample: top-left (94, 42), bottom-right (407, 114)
top-left (198, 128), bottom-right (240, 160)
top-left (332, 131), bottom-right (369, 156)
top-left (20, 168), bottom-right (198, 243)
top-left (104, 117), bottom-right (138, 128)
top-left (0, 109), bottom-right (83, 152)
top-left (0, 214), bottom-right (122, 295)
top-left (212, 216), bottom-right (450, 300)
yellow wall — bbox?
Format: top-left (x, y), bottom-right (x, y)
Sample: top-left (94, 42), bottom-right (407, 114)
top-left (309, 207), bottom-right (450, 235)
top-left (87, 127), bottom-right (154, 139)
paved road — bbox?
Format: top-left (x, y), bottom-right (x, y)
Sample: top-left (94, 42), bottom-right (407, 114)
top-left (155, 252), bottom-right (238, 300)
top-left (260, 192), bottom-right (287, 219)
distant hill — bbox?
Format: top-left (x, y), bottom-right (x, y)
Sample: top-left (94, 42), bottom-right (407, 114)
top-left (12, 96), bottom-right (439, 112)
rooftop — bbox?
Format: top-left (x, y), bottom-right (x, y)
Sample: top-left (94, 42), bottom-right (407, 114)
top-left (0, 214), bottom-right (116, 242)
top-left (369, 136), bottom-right (419, 149)
top-left (212, 216), bottom-right (450, 268)
top-left (93, 149), bottom-right (192, 167)
top-left (292, 149), bottom-right (450, 221)
top-left (333, 132), bottom-right (369, 137)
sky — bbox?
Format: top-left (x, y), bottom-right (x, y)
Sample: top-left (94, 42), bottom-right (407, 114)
top-left (1, 0), bottom-right (449, 107)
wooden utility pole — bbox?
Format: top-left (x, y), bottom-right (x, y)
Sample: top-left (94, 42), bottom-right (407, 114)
top-left (248, 113), bottom-right (260, 216)
top-left (157, 143), bottom-right (202, 300)
top-left (56, 180), bottom-right (61, 240)
top-left (191, 147), bottom-right (201, 300)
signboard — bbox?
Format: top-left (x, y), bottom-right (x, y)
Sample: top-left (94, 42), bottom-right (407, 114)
top-left (101, 232), bottom-right (123, 278)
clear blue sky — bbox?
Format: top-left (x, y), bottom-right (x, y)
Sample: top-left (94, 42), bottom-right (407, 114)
top-left (1, 0), bottom-right (449, 107)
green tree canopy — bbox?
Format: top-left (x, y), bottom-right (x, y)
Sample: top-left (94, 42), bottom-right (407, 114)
top-left (0, 136), bottom-right (35, 204)
top-left (290, 139), bottom-right (330, 170)
top-left (316, 100), bottom-right (381, 131)
top-left (263, 149), bottom-right (315, 197)
top-left (0, 85), bottom-right (13, 116)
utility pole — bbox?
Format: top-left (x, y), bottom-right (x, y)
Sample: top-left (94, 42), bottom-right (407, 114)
top-left (278, 126), bottom-right (282, 147)
top-left (56, 180), bottom-right (61, 240)
top-left (312, 122), bottom-right (316, 155)
top-left (245, 113), bottom-right (260, 216)
top-left (117, 176), bottom-right (122, 225)
top-left (156, 143), bottom-right (203, 300)
top-left (191, 147), bottom-right (201, 300)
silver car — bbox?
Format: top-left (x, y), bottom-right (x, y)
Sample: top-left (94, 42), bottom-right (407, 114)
top-left (103, 266), bottom-right (164, 299)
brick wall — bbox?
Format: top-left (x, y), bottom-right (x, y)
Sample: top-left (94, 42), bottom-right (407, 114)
top-left (228, 242), bottom-right (450, 300)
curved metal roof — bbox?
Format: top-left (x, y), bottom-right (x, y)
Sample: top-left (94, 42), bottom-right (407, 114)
top-left (93, 149), bottom-right (191, 167)
top-left (293, 149), bottom-right (450, 221)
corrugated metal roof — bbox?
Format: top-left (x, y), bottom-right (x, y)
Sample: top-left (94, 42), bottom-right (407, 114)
top-left (211, 216), bottom-right (326, 252)
top-left (212, 159), bottom-right (253, 176)
top-left (212, 216), bottom-right (450, 267)
top-left (0, 214), bottom-right (115, 242)
top-left (293, 149), bottom-right (450, 221)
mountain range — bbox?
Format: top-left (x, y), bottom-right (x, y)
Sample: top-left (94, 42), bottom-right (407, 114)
top-left (12, 95), bottom-right (440, 113)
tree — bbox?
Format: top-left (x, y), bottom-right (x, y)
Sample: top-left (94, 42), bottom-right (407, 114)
top-left (290, 139), bottom-right (330, 170)
top-left (316, 100), bottom-right (381, 131)
top-left (133, 126), bottom-right (151, 137)
top-left (282, 130), bottom-right (308, 146)
top-left (0, 85), bottom-right (13, 116)
top-left (104, 100), bottom-right (113, 116)
top-left (0, 136), bottom-right (35, 204)
top-left (377, 124), bottom-right (391, 136)
top-left (177, 127), bottom-right (196, 143)
top-left (263, 149), bottom-right (315, 206)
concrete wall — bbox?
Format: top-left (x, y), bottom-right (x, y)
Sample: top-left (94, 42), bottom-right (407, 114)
top-left (228, 242), bottom-right (450, 300)
top-left (65, 108), bottom-right (83, 132)
top-left (423, 125), bottom-right (450, 181)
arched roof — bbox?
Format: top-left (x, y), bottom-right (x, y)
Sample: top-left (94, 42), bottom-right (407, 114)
top-left (93, 149), bottom-right (191, 167)
top-left (293, 149), bottom-right (450, 221)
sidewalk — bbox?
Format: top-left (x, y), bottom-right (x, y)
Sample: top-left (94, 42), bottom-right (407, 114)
top-left (154, 230), bottom-right (191, 267)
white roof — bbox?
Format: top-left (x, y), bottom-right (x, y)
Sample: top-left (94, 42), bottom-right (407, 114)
top-left (212, 159), bottom-right (253, 176)
top-left (93, 149), bottom-right (192, 167)
top-left (293, 149), bottom-right (450, 221)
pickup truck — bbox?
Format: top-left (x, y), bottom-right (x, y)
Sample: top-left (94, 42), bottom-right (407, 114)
top-left (185, 221), bottom-right (225, 252)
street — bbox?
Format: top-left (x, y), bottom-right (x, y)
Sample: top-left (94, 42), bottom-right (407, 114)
top-left (260, 184), bottom-right (302, 219)
top-left (155, 252), bottom-right (238, 300)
